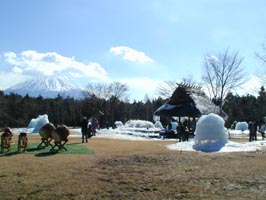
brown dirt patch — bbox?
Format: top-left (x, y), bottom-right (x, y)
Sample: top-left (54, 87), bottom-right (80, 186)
top-left (1, 135), bottom-right (266, 200)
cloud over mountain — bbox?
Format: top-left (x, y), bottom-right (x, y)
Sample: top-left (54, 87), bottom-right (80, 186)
top-left (3, 50), bottom-right (108, 80)
top-left (110, 46), bottom-right (154, 63)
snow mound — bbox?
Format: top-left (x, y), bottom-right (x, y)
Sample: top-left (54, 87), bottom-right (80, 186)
top-left (125, 120), bottom-right (154, 129)
top-left (193, 113), bottom-right (228, 152)
top-left (98, 120), bottom-right (162, 138)
top-left (154, 121), bottom-right (163, 129)
top-left (235, 122), bottom-right (248, 131)
top-left (28, 114), bottom-right (49, 133)
top-left (114, 121), bottom-right (123, 128)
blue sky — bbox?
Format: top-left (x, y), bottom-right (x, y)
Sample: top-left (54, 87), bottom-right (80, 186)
top-left (0, 0), bottom-right (266, 101)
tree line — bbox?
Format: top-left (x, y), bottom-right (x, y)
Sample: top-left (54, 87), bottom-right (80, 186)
top-left (223, 86), bottom-right (266, 127)
top-left (0, 90), bottom-right (165, 129)
top-left (1, 85), bottom-right (266, 129)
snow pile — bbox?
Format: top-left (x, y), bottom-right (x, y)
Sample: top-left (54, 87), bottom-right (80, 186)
top-left (228, 129), bottom-right (249, 138)
top-left (114, 121), bottom-right (123, 128)
top-left (193, 113), bottom-right (228, 152)
top-left (27, 118), bottom-right (38, 129)
top-left (259, 124), bottom-right (266, 133)
top-left (235, 122), bottom-right (248, 131)
top-left (154, 121), bottom-right (163, 129)
top-left (167, 121), bottom-right (178, 132)
top-left (125, 120), bottom-right (154, 129)
top-left (168, 140), bottom-right (263, 152)
top-left (98, 120), bottom-right (162, 138)
top-left (28, 114), bottom-right (49, 133)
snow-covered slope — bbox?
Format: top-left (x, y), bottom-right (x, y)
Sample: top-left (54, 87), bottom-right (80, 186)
top-left (4, 76), bottom-right (86, 99)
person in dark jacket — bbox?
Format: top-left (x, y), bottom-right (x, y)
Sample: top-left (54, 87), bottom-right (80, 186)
top-left (248, 121), bottom-right (257, 142)
top-left (80, 117), bottom-right (88, 143)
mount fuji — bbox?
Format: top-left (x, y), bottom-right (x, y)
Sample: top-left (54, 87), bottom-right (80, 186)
top-left (4, 76), bottom-right (87, 99)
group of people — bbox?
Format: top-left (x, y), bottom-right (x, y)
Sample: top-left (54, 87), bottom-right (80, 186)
top-left (80, 116), bottom-right (99, 143)
top-left (248, 121), bottom-right (266, 142)
top-left (163, 117), bottom-right (195, 141)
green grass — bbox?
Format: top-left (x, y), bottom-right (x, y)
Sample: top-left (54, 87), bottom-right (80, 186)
top-left (1, 142), bottom-right (95, 156)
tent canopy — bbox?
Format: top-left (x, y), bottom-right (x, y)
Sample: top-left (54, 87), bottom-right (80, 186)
top-left (154, 84), bottom-right (227, 119)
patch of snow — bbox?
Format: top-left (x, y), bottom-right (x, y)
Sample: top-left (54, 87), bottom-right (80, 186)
top-left (114, 121), bottom-right (123, 128)
top-left (167, 140), bottom-right (263, 153)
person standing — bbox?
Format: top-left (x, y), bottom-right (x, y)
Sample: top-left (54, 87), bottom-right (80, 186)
top-left (91, 117), bottom-right (99, 136)
top-left (80, 117), bottom-right (88, 143)
top-left (248, 121), bottom-right (258, 142)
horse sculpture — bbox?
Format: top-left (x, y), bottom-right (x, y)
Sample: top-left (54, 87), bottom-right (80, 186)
top-left (1, 127), bottom-right (13, 153)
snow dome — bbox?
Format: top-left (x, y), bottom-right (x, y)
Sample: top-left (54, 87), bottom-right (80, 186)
top-left (28, 114), bottom-right (49, 133)
top-left (193, 113), bottom-right (228, 152)
top-left (235, 122), bottom-right (248, 131)
top-left (114, 121), bottom-right (124, 128)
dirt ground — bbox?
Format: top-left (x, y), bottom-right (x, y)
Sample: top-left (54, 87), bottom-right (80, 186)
top-left (1, 134), bottom-right (266, 200)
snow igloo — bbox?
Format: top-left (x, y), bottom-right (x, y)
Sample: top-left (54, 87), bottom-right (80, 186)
top-left (235, 122), bottom-right (248, 131)
top-left (193, 113), bottom-right (228, 152)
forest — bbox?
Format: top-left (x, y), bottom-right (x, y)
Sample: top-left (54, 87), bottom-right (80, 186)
top-left (1, 86), bottom-right (266, 129)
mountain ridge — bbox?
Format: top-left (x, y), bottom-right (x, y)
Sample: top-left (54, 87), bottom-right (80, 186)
top-left (4, 76), bottom-right (86, 99)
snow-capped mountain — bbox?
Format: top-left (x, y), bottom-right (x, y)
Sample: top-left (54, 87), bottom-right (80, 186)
top-left (4, 76), bottom-right (86, 99)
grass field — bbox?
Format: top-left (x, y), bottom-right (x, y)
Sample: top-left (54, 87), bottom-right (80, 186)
top-left (1, 135), bottom-right (266, 200)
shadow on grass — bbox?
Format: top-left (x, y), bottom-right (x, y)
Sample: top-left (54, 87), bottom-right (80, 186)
top-left (35, 151), bottom-right (57, 157)
top-left (26, 147), bottom-right (57, 157)
top-left (0, 151), bottom-right (18, 157)
top-left (0, 147), bottom-right (56, 157)
top-left (0, 143), bottom-right (95, 157)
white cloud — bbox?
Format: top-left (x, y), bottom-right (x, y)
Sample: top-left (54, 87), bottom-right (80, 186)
top-left (110, 46), bottom-right (154, 63)
top-left (116, 77), bottom-right (161, 101)
top-left (12, 66), bottom-right (23, 73)
top-left (0, 71), bottom-right (29, 89)
top-left (3, 50), bottom-right (108, 80)
top-left (206, 55), bottom-right (219, 62)
top-left (238, 75), bottom-right (262, 96)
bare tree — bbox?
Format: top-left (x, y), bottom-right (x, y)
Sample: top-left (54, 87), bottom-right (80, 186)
top-left (182, 72), bottom-right (198, 86)
top-left (85, 81), bottom-right (129, 101)
top-left (156, 74), bottom-right (198, 99)
top-left (156, 80), bottom-right (177, 99)
top-left (85, 83), bottom-right (112, 100)
top-left (109, 81), bottom-right (129, 100)
top-left (256, 42), bottom-right (266, 63)
top-left (202, 49), bottom-right (245, 108)
top-left (255, 41), bottom-right (266, 82)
